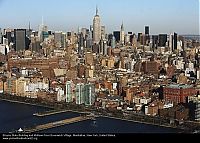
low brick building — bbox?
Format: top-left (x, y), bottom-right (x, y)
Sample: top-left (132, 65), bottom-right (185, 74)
top-left (163, 84), bottom-right (196, 104)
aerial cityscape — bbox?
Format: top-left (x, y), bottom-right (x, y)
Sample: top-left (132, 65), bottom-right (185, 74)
top-left (0, 0), bottom-right (200, 141)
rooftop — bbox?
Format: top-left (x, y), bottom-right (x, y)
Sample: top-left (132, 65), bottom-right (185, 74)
top-left (167, 84), bottom-right (193, 89)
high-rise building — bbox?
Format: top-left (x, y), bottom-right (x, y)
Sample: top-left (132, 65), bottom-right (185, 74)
top-left (145, 26), bottom-right (150, 45)
top-left (85, 52), bottom-right (94, 65)
top-left (101, 26), bottom-right (106, 39)
top-left (174, 32), bottom-right (178, 51)
top-left (145, 26), bottom-right (149, 35)
top-left (54, 31), bottom-right (62, 47)
top-left (113, 31), bottom-right (120, 43)
top-left (188, 95), bottom-right (200, 121)
top-left (81, 28), bottom-right (87, 39)
top-left (169, 33), bottom-right (174, 52)
top-left (139, 34), bottom-right (145, 45)
top-left (99, 39), bottom-right (104, 54)
top-left (103, 40), bottom-right (108, 56)
top-left (76, 83), bottom-right (85, 105)
top-left (84, 83), bottom-right (95, 106)
top-left (26, 22), bottom-right (32, 39)
top-left (93, 6), bottom-right (101, 44)
top-left (14, 29), bottom-right (26, 52)
top-left (169, 32), bottom-right (178, 52)
top-left (66, 81), bottom-right (73, 102)
top-left (61, 33), bottom-right (66, 48)
top-left (86, 31), bottom-right (93, 49)
top-left (0, 28), bottom-right (2, 44)
top-left (38, 17), bottom-right (48, 42)
top-left (137, 33), bottom-right (142, 42)
top-left (0, 44), bottom-right (7, 55)
top-left (42, 31), bottom-right (49, 41)
top-left (78, 32), bottom-right (84, 55)
top-left (120, 22), bottom-right (125, 45)
top-left (152, 35), bottom-right (159, 51)
top-left (158, 34), bottom-right (167, 47)
top-left (107, 34), bottom-right (113, 46)
top-left (126, 32), bottom-right (133, 44)
top-left (111, 35), bottom-right (116, 48)
top-left (30, 36), bottom-right (41, 53)
top-left (6, 31), bottom-right (12, 45)
top-left (131, 34), bottom-right (137, 47)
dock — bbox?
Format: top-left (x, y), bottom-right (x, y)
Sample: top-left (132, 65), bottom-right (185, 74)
top-left (14, 116), bottom-right (93, 133)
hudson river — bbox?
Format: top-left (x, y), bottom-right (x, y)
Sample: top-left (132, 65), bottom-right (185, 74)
top-left (0, 100), bottom-right (180, 133)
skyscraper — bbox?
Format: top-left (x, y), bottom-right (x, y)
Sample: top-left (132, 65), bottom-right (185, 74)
top-left (30, 36), bottom-right (41, 53)
top-left (174, 32), bottom-right (178, 51)
top-left (93, 6), bottom-right (101, 44)
top-left (61, 33), bottom-right (66, 48)
top-left (66, 81), bottom-right (73, 103)
top-left (84, 83), bottom-right (95, 106)
top-left (78, 32), bottom-right (84, 55)
top-left (113, 31), bottom-right (120, 43)
top-left (145, 26), bottom-right (150, 45)
top-left (120, 22), bottom-right (125, 45)
top-left (145, 26), bottom-right (149, 35)
top-left (169, 32), bottom-right (178, 52)
top-left (0, 28), bottom-right (2, 44)
top-left (6, 31), bottom-right (12, 45)
top-left (137, 33), bottom-right (142, 42)
top-left (14, 29), bottom-right (26, 52)
top-left (169, 33), bottom-right (174, 52)
top-left (101, 26), bottom-right (106, 39)
top-left (38, 17), bottom-right (48, 42)
top-left (103, 40), bottom-right (108, 56)
top-left (26, 22), bottom-right (32, 39)
top-left (76, 83), bottom-right (85, 105)
top-left (152, 35), bottom-right (159, 51)
top-left (158, 34), bottom-right (167, 47)
top-left (54, 31), bottom-right (62, 47)
top-left (111, 35), bottom-right (116, 48)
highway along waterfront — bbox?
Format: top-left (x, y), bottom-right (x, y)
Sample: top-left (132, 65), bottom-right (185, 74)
top-left (0, 100), bottom-right (181, 133)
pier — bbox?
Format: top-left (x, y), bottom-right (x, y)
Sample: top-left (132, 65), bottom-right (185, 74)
top-left (12, 116), bottom-right (93, 133)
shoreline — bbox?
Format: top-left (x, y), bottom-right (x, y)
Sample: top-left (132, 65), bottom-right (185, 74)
top-left (0, 98), bottom-right (53, 109)
top-left (0, 97), bottom-right (184, 132)
top-left (99, 115), bottom-right (182, 131)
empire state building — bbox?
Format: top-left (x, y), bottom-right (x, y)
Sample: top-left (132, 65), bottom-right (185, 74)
top-left (93, 6), bottom-right (101, 44)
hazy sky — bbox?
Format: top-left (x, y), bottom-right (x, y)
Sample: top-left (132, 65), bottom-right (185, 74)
top-left (0, 0), bottom-right (199, 35)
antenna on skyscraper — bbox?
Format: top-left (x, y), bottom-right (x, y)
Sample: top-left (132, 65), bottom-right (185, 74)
top-left (29, 21), bottom-right (31, 30)
top-left (42, 16), bottom-right (44, 25)
top-left (96, 5), bottom-right (98, 15)
top-left (78, 26), bottom-right (80, 34)
top-left (121, 20), bottom-right (124, 31)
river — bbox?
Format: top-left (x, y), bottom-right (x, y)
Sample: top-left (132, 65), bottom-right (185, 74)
top-left (0, 100), bottom-right (180, 133)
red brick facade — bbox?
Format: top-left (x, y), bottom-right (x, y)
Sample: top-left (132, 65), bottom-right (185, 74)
top-left (163, 85), bottom-right (196, 104)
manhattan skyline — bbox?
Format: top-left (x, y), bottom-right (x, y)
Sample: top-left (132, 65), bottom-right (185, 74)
top-left (0, 0), bottom-right (199, 35)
